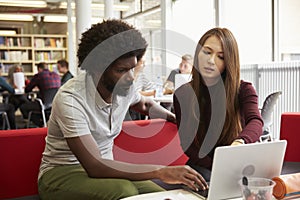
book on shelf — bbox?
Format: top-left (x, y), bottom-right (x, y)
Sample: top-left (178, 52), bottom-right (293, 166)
top-left (1, 64), bottom-right (13, 73)
top-left (1, 51), bottom-right (29, 61)
top-left (21, 51), bottom-right (29, 60)
top-left (0, 36), bottom-right (4, 46)
top-left (44, 38), bottom-right (51, 47)
top-left (56, 39), bottom-right (63, 48)
top-left (52, 51), bottom-right (63, 60)
top-left (4, 37), bottom-right (21, 47)
top-left (34, 38), bottom-right (45, 48)
top-left (20, 38), bottom-right (31, 47)
top-left (50, 38), bottom-right (57, 47)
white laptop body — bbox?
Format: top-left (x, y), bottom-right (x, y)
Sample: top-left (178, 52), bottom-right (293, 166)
top-left (195, 140), bottom-right (287, 200)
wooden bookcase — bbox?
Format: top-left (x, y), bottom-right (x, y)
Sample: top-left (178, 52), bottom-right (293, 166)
top-left (0, 34), bottom-right (67, 76)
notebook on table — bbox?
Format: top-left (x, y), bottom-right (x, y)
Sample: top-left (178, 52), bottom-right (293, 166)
top-left (192, 140), bottom-right (287, 200)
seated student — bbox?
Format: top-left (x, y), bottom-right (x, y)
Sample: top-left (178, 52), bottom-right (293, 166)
top-left (0, 66), bottom-right (16, 129)
top-left (7, 64), bottom-right (30, 87)
top-left (19, 62), bottom-right (60, 126)
top-left (7, 64), bottom-right (29, 111)
top-left (161, 54), bottom-right (193, 112)
top-left (57, 59), bottom-right (74, 85)
top-left (173, 27), bottom-right (263, 181)
top-left (163, 54), bottom-right (193, 94)
top-left (134, 58), bottom-right (156, 96)
top-left (126, 57), bottom-right (156, 120)
top-left (38, 20), bottom-right (208, 200)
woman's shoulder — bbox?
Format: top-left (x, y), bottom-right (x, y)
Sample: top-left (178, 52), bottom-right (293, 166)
top-left (174, 82), bottom-right (193, 97)
top-left (239, 80), bottom-right (257, 96)
top-left (240, 80), bottom-right (255, 89)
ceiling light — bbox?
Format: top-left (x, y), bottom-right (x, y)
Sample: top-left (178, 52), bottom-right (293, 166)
top-left (0, 14), bottom-right (33, 21)
top-left (59, 2), bottom-right (130, 11)
top-left (43, 15), bottom-right (103, 24)
top-left (0, 0), bottom-right (47, 8)
top-left (0, 30), bottom-right (17, 35)
top-left (43, 15), bottom-right (72, 23)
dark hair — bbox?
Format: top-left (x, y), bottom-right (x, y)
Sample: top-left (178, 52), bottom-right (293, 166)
top-left (191, 27), bottom-right (241, 145)
top-left (37, 62), bottom-right (47, 70)
top-left (77, 19), bottom-right (148, 73)
top-left (57, 59), bottom-right (69, 69)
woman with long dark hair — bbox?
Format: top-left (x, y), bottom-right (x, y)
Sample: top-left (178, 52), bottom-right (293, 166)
top-left (173, 28), bottom-right (263, 181)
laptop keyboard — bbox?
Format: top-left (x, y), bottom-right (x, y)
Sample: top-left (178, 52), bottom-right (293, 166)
top-left (194, 189), bottom-right (209, 198)
top-left (182, 185), bottom-right (209, 199)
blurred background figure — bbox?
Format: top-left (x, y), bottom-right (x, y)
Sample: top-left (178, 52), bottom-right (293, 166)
top-left (160, 54), bottom-right (193, 112)
top-left (163, 54), bottom-right (193, 94)
top-left (7, 64), bottom-right (30, 112)
top-left (0, 65), bottom-right (17, 129)
top-left (20, 62), bottom-right (61, 126)
top-left (125, 57), bottom-right (156, 120)
top-left (7, 64), bottom-right (30, 87)
top-left (57, 59), bottom-right (73, 86)
top-left (134, 58), bottom-right (156, 96)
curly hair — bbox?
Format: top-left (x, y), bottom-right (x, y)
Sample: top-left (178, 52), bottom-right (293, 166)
top-left (77, 19), bottom-right (148, 73)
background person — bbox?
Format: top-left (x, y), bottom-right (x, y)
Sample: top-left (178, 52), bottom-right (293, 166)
top-left (126, 57), bottom-right (156, 120)
top-left (163, 54), bottom-right (193, 94)
top-left (7, 64), bottom-right (30, 87)
top-left (38, 20), bottom-right (208, 200)
top-left (7, 64), bottom-right (30, 112)
top-left (161, 54), bottom-right (193, 112)
top-left (0, 65), bottom-right (16, 129)
top-left (134, 57), bottom-right (156, 96)
top-left (57, 59), bottom-right (73, 85)
top-left (20, 62), bottom-right (61, 122)
top-left (173, 28), bottom-right (263, 181)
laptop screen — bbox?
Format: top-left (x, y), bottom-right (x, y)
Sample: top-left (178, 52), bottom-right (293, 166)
top-left (174, 74), bottom-right (192, 90)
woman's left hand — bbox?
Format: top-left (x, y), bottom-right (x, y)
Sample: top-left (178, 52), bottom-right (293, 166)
top-left (231, 139), bottom-right (245, 146)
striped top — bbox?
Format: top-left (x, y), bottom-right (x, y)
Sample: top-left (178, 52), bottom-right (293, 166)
top-left (134, 72), bottom-right (155, 92)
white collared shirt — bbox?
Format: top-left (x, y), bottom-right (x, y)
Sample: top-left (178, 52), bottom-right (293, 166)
top-left (39, 71), bottom-right (141, 179)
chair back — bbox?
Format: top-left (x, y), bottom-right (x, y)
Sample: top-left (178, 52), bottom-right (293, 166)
top-left (280, 112), bottom-right (300, 162)
top-left (42, 88), bottom-right (59, 109)
top-left (261, 91), bottom-right (282, 134)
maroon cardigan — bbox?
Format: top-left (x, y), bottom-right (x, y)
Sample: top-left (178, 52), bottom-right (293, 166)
top-left (173, 80), bottom-right (263, 169)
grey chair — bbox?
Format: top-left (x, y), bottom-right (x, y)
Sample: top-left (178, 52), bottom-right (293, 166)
top-left (0, 92), bottom-right (11, 129)
top-left (0, 111), bottom-right (10, 130)
top-left (260, 91), bottom-right (282, 136)
top-left (27, 88), bottom-right (59, 128)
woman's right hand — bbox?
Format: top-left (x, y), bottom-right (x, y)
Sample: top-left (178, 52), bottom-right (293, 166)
top-left (156, 165), bottom-right (208, 191)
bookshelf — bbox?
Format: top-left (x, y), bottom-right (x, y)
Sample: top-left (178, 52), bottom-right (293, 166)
top-left (0, 34), bottom-right (67, 76)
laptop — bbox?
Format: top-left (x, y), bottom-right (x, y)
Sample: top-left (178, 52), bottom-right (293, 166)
top-left (174, 74), bottom-right (192, 90)
top-left (192, 140), bottom-right (287, 200)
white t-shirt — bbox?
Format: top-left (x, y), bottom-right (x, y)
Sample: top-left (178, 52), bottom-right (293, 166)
top-left (39, 71), bottom-right (141, 179)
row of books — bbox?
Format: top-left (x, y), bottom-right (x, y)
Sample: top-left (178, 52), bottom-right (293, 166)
top-left (34, 38), bottom-right (64, 48)
top-left (0, 36), bottom-right (31, 47)
top-left (35, 51), bottom-right (63, 61)
top-left (0, 51), bottom-right (30, 61)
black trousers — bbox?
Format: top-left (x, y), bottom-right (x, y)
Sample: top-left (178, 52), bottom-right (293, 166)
top-left (0, 103), bottom-right (16, 129)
